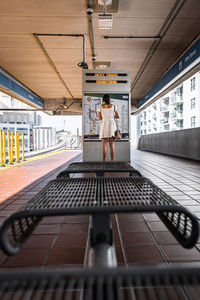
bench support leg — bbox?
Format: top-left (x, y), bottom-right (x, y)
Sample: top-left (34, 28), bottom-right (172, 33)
top-left (87, 213), bottom-right (117, 268)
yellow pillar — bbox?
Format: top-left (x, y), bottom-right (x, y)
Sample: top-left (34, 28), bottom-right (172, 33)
top-left (0, 130), bottom-right (4, 166)
top-left (8, 131), bottom-right (12, 164)
top-left (15, 131), bottom-right (18, 162)
top-left (18, 132), bottom-right (20, 162)
top-left (16, 131), bottom-right (20, 163)
top-left (3, 131), bottom-right (6, 164)
top-left (11, 132), bottom-right (14, 162)
top-left (22, 132), bottom-right (25, 161)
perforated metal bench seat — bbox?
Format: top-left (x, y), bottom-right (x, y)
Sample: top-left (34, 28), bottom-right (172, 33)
top-left (1, 265), bottom-right (200, 300)
top-left (0, 177), bottom-right (199, 255)
top-left (56, 161), bottom-right (141, 178)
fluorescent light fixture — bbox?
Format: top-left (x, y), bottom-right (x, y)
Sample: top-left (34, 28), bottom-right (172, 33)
top-left (98, 0), bottom-right (112, 5)
top-left (98, 14), bottom-right (113, 29)
top-left (96, 61), bottom-right (111, 69)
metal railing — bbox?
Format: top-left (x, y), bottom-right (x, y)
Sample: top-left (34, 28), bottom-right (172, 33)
top-left (0, 129), bottom-right (25, 167)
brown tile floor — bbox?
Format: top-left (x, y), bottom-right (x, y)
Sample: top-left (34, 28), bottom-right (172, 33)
top-left (0, 149), bottom-right (200, 298)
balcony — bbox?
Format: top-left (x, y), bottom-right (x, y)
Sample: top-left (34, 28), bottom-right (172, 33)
top-left (170, 111), bottom-right (183, 120)
top-left (152, 113), bottom-right (157, 119)
top-left (162, 124), bottom-right (169, 131)
top-left (160, 118), bottom-right (169, 124)
top-left (160, 106), bottom-right (169, 112)
top-left (170, 95), bottom-right (183, 105)
top-left (170, 120), bottom-right (183, 130)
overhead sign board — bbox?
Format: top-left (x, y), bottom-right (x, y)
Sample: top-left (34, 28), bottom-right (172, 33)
top-left (0, 67), bottom-right (44, 108)
top-left (83, 69), bottom-right (130, 93)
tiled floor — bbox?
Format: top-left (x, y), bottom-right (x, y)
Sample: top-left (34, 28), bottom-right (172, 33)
top-left (0, 149), bottom-right (200, 297)
top-left (0, 150), bottom-right (81, 203)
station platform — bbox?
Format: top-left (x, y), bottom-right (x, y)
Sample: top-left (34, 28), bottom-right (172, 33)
top-left (0, 149), bottom-right (200, 298)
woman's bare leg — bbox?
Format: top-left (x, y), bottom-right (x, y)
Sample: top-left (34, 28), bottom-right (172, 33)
top-left (109, 137), bottom-right (115, 161)
top-left (102, 138), bottom-right (108, 161)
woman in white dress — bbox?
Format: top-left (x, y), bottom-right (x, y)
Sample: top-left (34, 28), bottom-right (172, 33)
top-left (97, 94), bottom-right (120, 161)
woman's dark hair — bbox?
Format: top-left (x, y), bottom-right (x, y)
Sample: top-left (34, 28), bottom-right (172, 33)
top-left (102, 94), bottom-right (110, 104)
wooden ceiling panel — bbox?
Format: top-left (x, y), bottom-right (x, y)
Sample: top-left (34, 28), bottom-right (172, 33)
top-left (0, 0), bottom-right (87, 16)
top-left (178, 0), bottom-right (200, 18)
top-left (117, 0), bottom-right (175, 18)
top-left (132, 47), bottom-right (188, 99)
top-left (0, 49), bottom-right (51, 66)
top-left (93, 16), bottom-right (164, 36)
top-left (157, 35), bottom-right (195, 49)
top-left (94, 48), bottom-right (148, 62)
top-left (0, 0), bottom-right (199, 109)
top-left (0, 16), bottom-right (88, 34)
top-left (59, 67), bottom-right (82, 75)
top-left (166, 18), bottom-right (200, 36)
top-left (38, 36), bottom-right (91, 49)
top-left (0, 34), bottom-right (37, 48)
top-left (45, 49), bottom-right (85, 63)
top-left (94, 38), bottom-right (154, 50)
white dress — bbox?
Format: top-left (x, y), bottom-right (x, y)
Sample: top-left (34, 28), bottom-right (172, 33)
top-left (97, 104), bottom-right (118, 139)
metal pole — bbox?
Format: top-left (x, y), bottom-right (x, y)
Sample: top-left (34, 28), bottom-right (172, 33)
top-left (16, 132), bottom-right (20, 163)
top-left (0, 130), bottom-right (4, 167)
top-left (11, 132), bottom-right (14, 162)
top-left (104, 0), bottom-right (107, 15)
top-left (8, 131), bottom-right (12, 164)
top-left (3, 131), bottom-right (6, 164)
top-left (18, 132), bottom-right (20, 162)
top-left (34, 34), bottom-right (74, 98)
top-left (15, 132), bottom-right (18, 162)
top-left (22, 132), bottom-right (25, 161)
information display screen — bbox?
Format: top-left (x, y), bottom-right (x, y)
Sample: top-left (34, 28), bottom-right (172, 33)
top-left (83, 93), bottom-right (129, 140)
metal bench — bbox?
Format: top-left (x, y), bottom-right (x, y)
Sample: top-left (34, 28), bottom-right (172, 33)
top-left (1, 265), bottom-right (200, 300)
top-left (56, 161), bottom-right (141, 177)
top-left (0, 177), bottom-right (198, 256)
top-left (0, 175), bottom-right (199, 299)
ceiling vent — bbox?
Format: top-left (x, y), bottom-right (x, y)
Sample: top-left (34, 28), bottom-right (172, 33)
top-left (98, 14), bottom-right (113, 29)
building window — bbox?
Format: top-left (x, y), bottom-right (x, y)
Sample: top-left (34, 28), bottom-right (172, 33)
top-left (191, 116), bottom-right (196, 127)
top-left (179, 86), bottom-right (183, 100)
top-left (17, 115), bottom-right (21, 124)
top-left (10, 115), bottom-right (14, 123)
top-left (23, 115), bottom-right (28, 124)
top-left (3, 115), bottom-right (8, 123)
top-left (191, 98), bottom-right (196, 109)
top-left (190, 77), bottom-right (196, 91)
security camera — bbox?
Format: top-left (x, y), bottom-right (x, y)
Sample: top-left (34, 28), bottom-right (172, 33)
top-left (77, 62), bottom-right (88, 69)
top-left (87, 7), bottom-right (93, 16)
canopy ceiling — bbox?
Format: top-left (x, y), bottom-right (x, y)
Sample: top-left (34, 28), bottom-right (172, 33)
top-left (0, 0), bottom-right (199, 113)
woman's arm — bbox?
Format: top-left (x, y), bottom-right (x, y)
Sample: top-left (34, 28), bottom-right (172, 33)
top-left (114, 105), bottom-right (120, 119)
top-left (115, 110), bottom-right (120, 119)
top-left (98, 111), bottom-right (102, 120)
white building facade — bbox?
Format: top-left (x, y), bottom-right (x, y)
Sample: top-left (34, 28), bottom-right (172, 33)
top-left (33, 127), bottom-right (56, 150)
top-left (140, 71), bottom-right (200, 135)
top-left (0, 123), bottom-right (30, 154)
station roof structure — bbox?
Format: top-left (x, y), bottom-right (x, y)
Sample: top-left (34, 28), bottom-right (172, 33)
top-left (0, 0), bottom-right (200, 114)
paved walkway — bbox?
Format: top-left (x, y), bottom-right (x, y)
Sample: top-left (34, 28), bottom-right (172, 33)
top-left (0, 150), bottom-right (81, 203)
top-left (0, 149), bottom-right (200, 298)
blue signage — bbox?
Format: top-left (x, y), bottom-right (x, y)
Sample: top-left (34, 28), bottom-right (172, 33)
top-left (0, 68), bottom-right (44, 108)
top-left (139, 38), bottom-right (200, 107)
